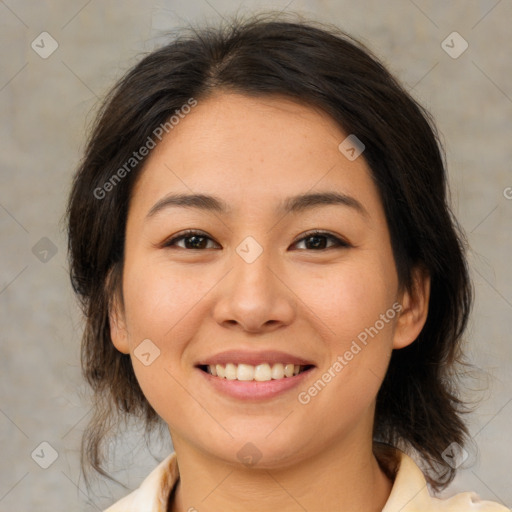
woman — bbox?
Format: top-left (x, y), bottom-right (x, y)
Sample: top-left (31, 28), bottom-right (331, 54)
top-left (66, 12), bottom-right (509, 512)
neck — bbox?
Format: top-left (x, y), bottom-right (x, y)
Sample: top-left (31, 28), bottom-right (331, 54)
top-left (169, 433), bottom-right (394, 512)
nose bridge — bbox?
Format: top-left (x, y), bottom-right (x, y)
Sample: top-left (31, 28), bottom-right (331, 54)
top-left (212, 233), bottom-right (294, 331)
top-left (231, 234), bottom-right (276, 299)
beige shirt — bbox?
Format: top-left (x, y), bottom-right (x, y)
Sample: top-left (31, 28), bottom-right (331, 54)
top-left (104, 449), bottom-right (509, 512)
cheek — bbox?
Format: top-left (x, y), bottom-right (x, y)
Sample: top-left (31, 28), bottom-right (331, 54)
top-left (122, 259), bottom-right (206, 344)
top-left (120, 275), bottom-right (192, 425)
top-left (120, 259), bottom-right (221, 418)
top-left (294, 254), bottom-right (397, 409)
top-left (296, 253), bottom-right (397, 344)
top-left (119, 264), bottom-right (186, 380)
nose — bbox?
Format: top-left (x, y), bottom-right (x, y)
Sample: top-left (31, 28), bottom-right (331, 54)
top-left (211, 241), bottom-right (295, 334)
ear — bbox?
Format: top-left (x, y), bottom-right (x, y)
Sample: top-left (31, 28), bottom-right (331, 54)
top-left (393, 266), bottom-right (431, 350)
top-left (106, 270), bottom-right (130, 355)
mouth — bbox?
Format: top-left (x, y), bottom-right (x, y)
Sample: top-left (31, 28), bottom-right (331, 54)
top-left (194, 350), bottom-right (316, 400)
top-left (197, 363), bottom-right (315, 381)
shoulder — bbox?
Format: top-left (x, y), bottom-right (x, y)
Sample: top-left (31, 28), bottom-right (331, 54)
top-left (380, 446), bottom-right (509, 512)
top-left (430, 492), bottom-right (510, 511)
top-left (103, 452), bottom-right (178, 512)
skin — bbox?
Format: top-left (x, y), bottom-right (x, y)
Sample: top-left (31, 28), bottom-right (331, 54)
top-left (109, 92), bottom-right (430, 512)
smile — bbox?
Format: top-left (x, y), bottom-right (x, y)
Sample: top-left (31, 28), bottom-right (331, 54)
top-left (199, 363), bottom-right (313, 381)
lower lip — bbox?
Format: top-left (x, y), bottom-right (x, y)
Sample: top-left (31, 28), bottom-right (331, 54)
top-left (197, 367), bottom-right (315, 401)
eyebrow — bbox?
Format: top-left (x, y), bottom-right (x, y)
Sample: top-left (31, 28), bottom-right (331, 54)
top-left (145, 191), bottom-right (368, 220)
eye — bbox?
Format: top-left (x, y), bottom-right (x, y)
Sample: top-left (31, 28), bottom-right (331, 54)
top-left (292, 230), bottom-right (351, 250)
top-left (162, 230), bottom-right (220, 250)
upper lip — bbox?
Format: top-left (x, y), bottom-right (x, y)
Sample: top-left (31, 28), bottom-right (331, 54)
top-left (196, 350), bottom-right (316, 367)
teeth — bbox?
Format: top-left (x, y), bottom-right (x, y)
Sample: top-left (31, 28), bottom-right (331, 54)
top-left (254, 363), bottom-right (272, 381)
top-left (271, 363), bottom-right (284, 379)
top-left (237, 363), bottom-right (254, 381)
top-left (225, 363), bottom-right (237, 380)
top-left (284, 363), bottom-right (295, 378)
top-left (206, 363), bottom-right (306, 380)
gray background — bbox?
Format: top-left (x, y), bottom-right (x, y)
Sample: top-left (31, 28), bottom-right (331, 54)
top-left (1, 0), bottom-right (511, 510)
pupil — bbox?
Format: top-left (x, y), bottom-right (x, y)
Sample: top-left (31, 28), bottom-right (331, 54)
top-left (308, 235), bottom-right (325, 249)
top-left (187, 236), bottom-right (205, 249)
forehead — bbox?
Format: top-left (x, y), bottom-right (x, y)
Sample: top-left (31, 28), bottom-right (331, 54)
top-left (128, 92), bottom-right (381, 221)
top-left (147, 92), bottom-right (346, 166)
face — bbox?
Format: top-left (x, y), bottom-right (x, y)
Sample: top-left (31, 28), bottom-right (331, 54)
top-left (109, 92), bottom-right (428, 468)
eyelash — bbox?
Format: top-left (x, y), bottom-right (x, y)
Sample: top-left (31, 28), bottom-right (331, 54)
top-left (162, 229), bottom-right (351, 251)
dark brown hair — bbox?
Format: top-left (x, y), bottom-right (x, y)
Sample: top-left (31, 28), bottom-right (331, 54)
top-left (66, 11), bottom-right (473, 492)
